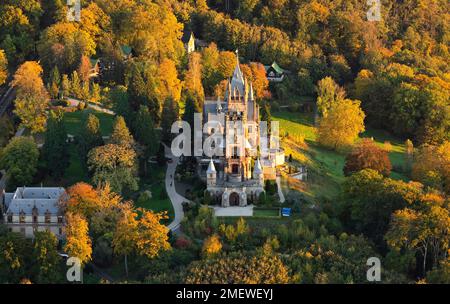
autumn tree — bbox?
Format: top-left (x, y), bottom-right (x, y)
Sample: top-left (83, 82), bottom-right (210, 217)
top-left (386, 195), bottom-right (450, 276)
top-left (0, 49), bottom-right (7, 85)
top-left (38, 22), bottom-right (95, 74)
top-left (0, 137), bottom-right (39, 189)
top-left (135, 210), bottom-right (171, 259)
top-left (316, 77), bottom-right (345, 118)
top-left (61, 74), bottom-right (70, 98)
top-left (186, 251), bottom-right (290, 284)
top-left (241, 62), bottom-right (269, 99)
top-left (12, 61), bottom-right (49, 133)
top-left (62, 182), bottom-right (100, 220)
top-left (87, 144), bottom-right (138, 194)
top-left (78, 55), bottom-right (92, 84)
top-left (412, 142), bottom-right (450, 194)
top-left (317, 99), bottom-right (365, 151)
top-left (156, 58), bottom-right (183, 105)
top-left (64, 212), bottom-right (92, 265)
top-left (110, 116), bottom-right (134, 149)
top-left (343, 139), bottom-right (392, 177)
top-left (184, 52), bottom-right (204, 100)
top-left (42, 111), bottom-right (68, 178)
top-left (112, 202), bottom-right (138, 277)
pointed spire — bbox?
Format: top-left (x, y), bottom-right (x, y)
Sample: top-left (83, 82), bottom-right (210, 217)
top-left (253, 158), bottom-right (262, 175)
top-left (249, 82), bottom-right (254, 101)
top-left (207, 158), bottom-right (216, 174)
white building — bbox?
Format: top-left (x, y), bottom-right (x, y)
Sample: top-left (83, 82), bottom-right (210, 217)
top-left (2, 187), bottom-right (66, 239)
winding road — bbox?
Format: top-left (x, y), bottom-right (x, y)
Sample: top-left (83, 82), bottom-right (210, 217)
top-left (164, 144), bottom-right (189, 232)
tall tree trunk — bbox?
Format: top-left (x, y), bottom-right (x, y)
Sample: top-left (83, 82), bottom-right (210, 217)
top-left (423, 244), bottom-right (428, 277)
top-left (124, 254), bottom-right (128, 278)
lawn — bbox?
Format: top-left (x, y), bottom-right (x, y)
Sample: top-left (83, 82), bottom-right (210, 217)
top-left (63, 109), bottom-right (114, 136)
top-left (272, 110), bottom-right (409, 202)
top-left (253, 208), bottom-right (280, 218)
top-left (135, 166), bottom-right (175, 224)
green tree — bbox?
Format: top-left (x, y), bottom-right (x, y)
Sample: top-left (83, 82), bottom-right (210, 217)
top-left (0, 137), bottom-right (39, 189)
top-left (78, 114), bottom-right (104, 162)
top-left (87, 144), bottom-right (138, 194)
top-left (111, 85), bottom-right (132, 125)
top-left (42, 111), bottom-right (68, 178)
top-left (32, 231), bottom-right (62, 283)
top-left (0, 231), bottom-right (32, 283)
top-left (134, 105), bottom-right (158, 176)
top-left (161, 97), bottom-right (179, 143)
top-left (70, 70), bottom-right (82, 99)
top-left (61, 74), bottom-right (70, 98)
top-left (316, 77), bottom-right (345, 118)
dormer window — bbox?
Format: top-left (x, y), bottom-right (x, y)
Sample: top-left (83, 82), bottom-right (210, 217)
top-left (45, 211), bottom-right (51, 223)
top-left (19, 211), bottom-right (26, 223)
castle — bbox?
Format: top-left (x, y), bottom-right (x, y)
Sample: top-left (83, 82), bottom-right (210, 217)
top-left (201, 52), bottom-right (284, 207)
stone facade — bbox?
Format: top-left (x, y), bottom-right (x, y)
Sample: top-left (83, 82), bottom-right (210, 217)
top-left (2, 187), bottom-right (66, 239)
top-left (202, 52), bottom-right (285, 207)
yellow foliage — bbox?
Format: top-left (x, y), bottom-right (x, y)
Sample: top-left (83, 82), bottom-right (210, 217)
top-left (317, 99), bottom-right (366, 151)
top-left (202, 234), bottom-right (222, 256)
top-left (64, 212), bottom-right (92, 264)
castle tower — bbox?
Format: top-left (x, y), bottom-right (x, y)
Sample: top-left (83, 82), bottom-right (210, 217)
top-left (207, 159), bottom-right (217, 187)
top-left (253, 158), bottom-right (264, 186)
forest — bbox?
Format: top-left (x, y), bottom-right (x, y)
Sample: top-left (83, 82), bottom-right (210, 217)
top-left (0, 0), bottom-right (448, 284)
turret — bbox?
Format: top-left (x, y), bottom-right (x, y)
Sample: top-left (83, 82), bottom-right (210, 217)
top-left (207, 159), bottom-right (217, 187)
top-left (253, 158), bottom-right (264, 186)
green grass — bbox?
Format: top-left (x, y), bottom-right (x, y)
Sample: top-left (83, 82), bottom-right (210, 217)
top-left (253, 208), bottom-right (280, 218)
top-left (272, 110), bottom-right (410, 201)
top-left (63, 109), bottom-right (114, 136)
top-left (134, 182), bottom-right (174, 223)
top-left (135, 166), bottom-right (174, 224)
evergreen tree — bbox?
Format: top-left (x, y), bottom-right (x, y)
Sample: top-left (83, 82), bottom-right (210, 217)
top-left (42, 111), bottom-right (69, 178)
top-left (111, 85), bottom-right (133, 126)
top-left (78, 114), bottom-right (103, 162)
top-left (161, 97), bottom-right (179, 143)
top-left (61, 74), bottom-right (70, 99)
top-left (48, 66), bottom-right (60, 99)
top-left (110, 116), bottom-right (134, 148)
top-left (134, 105), bottom-right (158, 176)
top-left (70, 70), bottom-right (81, 99)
